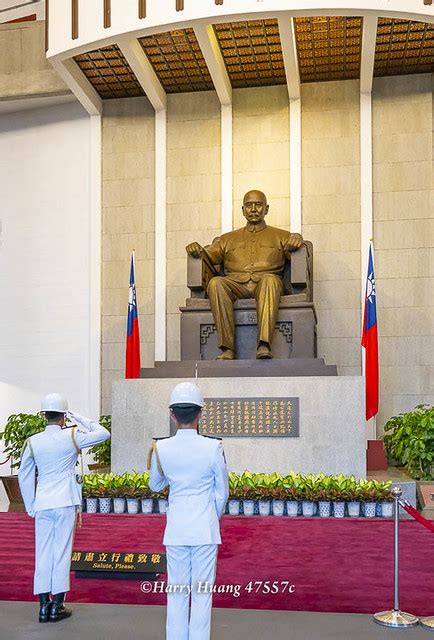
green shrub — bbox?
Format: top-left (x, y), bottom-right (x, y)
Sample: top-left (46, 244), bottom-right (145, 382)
top-left (88, 415), bottom-right (111, 467)
top-left (0, 413), bottom-right (47, 470)
top-left (383, 404), bottom-right (434, 480)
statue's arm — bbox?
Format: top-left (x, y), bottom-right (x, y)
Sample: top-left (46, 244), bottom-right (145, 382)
top-left (185, 237), bottom-right (223, 265)
top-left (283, 232), bottom-right (304, 257)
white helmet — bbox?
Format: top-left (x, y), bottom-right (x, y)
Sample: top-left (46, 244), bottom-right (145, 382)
top-left (169, 382), bottom-right (203, 408)
top-left (41, 393), bottom-right (68, 413)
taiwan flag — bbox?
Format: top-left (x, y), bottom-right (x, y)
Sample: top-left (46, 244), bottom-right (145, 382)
top-left (362, 243), bottom-right (379, 420)
top-left (125, 252), bottom-right (141, 378)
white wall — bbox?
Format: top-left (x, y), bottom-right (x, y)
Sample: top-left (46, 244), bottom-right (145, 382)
top-left (0, 100), bottom-right (99, 479)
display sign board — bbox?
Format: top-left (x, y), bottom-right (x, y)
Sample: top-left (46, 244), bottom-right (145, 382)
top-left (199, 397), bottom-right (300, 437)
top-left (71, 550), bottom-right (166, 576)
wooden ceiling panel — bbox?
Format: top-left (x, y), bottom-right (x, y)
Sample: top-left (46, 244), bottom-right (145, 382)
top-left (374, 19), bottom-right (433, 77)
top-left (139, 28), bottom-right (214, 93)
top-left (214, 19), bottom-right (286, 88)
top-left (294, 16), bottom-right (363, 83)
top-left (74, 45), bottom-right (145, 99)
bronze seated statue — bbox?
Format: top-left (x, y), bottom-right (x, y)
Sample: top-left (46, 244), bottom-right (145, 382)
top-left (181, 190), bottom-right (315, 361)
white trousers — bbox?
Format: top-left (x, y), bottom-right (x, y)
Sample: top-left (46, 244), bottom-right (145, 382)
top-left (166, 544), bottom-right (218, 640)
top-left (34, 506), bottom-right (76, 595)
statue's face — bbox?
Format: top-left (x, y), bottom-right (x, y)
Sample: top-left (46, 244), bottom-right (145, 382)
top-left (242, 191), bottom-right (269, 224)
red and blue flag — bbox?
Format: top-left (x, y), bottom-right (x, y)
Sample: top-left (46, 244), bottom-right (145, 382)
top-left (362, 243), bottom-right (379, 420)
top-left (125, 252), bottom-right (141, 379)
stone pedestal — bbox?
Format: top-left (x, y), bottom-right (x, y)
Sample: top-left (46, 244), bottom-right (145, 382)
top-left (112, 375), bottom-right (366, 478)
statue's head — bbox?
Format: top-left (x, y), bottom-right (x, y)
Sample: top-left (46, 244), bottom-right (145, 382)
top-left (242, 190), bottom-right (269, 225)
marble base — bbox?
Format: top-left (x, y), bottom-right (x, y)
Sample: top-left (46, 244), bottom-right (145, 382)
top-left (112, 376), bottom-right (366, 478)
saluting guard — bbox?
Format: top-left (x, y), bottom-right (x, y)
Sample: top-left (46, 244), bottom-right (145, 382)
top-left (148, 382), bottom-right (229, 640)
top-left (18, 393), bottom-right (111, 623)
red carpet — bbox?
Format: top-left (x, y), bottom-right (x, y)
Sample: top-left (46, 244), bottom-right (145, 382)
top-left (1, 513), bottom-right (433, 615)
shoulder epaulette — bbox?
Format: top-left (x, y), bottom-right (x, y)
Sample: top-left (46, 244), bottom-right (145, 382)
top-left (202, 435), bottom-right (223, 441)
top-left (153, 436), bottom-right (170, 441)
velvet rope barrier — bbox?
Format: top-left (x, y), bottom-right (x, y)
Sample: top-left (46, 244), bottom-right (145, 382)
top-left (400, 500), bottom-right (434, 534)
top-left (0, 456), bottom-right (11, 465)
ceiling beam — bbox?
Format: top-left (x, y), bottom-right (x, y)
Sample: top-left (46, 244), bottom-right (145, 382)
top-left (277, 16), bottom-right (300, 101)
top-left (360, 15), bottom-right (378, 94)
top-left (50, 57), bottom-right (102, 116)
top-left (117, 35), bottom-right (166, 111)
top-left (193, 23), bottom-right (232, 105)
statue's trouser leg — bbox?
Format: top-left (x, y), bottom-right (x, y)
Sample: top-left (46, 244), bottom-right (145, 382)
top-left (207, 277), bottom-right (251, 352)
top-left (254, 275), bottom-right (284, 347)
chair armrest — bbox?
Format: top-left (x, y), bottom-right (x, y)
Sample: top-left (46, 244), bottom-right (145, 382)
top-left (290, 244), bottom-right (308, 287)
top-left (187, 250), bottom-right (221, 296)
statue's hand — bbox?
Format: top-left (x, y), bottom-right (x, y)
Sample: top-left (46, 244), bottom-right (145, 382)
top-left (186, 242), bottom-right (203, 258)
top-left (284, 233), bottom-right (304, 253)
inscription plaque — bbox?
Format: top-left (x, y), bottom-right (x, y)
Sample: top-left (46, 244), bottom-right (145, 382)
top-left (199, 397), bottom-right (300, 437)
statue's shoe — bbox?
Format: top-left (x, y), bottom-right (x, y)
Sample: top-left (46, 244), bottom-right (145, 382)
top-left (216, 349), bottom-right (235, 360)
top-left (256, 345), bottom-right (273, 359)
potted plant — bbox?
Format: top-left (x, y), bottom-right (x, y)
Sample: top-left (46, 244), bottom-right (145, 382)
top-left (358, 479), bottom-right (379, 517)
top-left (300, 475), bottom-right (316, 517)
top-left (123, 471), bottom-right (143, 514)
top-left (376, 481), bottom-right (394, 517)
top-left (283, 471), bottom-right (300, 516)
top-left (269, 472), bottom-right (285, 516)
top-left (88, 415), bottom-right (111, 473)
top-left (154, 486), bottom-right (169, 514)
top-left (315, 475), bottom-right (333, 518)
top-left (137, 472), bottom-right (154, 514)
top-left (82, 474), bottom-right (99, 513)
top-left (255, 473), bottom-right (272, 516)
top-left (346, 476), bottom-right (361, 517)
top-left (111, 473), bottom-right (129, 514)
top-left (96, 473), bottom-right (114, 513)
top-left (239, 471), bottom-right (257, 516)
top-left (0, 412), bottom-right (47, 507)
top-left (383, 405), bottom-right (434, 480)
top-left (330, 475), bottom-right (352, 517)
top-left (228, 472), bottom-right (242, 515)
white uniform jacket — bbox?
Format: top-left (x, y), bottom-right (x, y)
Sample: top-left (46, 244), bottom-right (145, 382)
top-left (18, 422), bottom-right (110, 515)
top-left (149, 429), bottom-right (229, 546)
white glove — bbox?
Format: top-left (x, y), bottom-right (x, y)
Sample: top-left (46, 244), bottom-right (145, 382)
top-left (67, 411), bottom-right (94, 432)
top-left (28, 510), bottom-right (35, 519)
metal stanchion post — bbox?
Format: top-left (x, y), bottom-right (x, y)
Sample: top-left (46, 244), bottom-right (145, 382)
top-left (374, 486), bottom-right (419, 628)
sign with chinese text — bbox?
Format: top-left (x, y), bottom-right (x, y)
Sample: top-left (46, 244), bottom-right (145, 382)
top-left (71, 550), bottom-right (166, 574)
top-left (199, 397), bottom-right (299, 437)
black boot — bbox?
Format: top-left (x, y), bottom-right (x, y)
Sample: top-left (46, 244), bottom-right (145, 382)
top-left (49, 592), bottom-right (72, 622)
top-left (38, 593), bottom-right (52, 623)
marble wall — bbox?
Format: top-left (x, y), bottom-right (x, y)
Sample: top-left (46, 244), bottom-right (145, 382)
top-left (372, 74), bottom-right (433, 433)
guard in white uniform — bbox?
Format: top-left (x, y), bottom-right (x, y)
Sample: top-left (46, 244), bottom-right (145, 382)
top-left (18, 393), bottom-right (110, 623)
top-left (148, 382), bottom-right (229, 640)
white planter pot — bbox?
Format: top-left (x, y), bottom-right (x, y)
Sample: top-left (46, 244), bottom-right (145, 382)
top-left (318, 501), bottom-right (331, 518)
top-left (113, 497), bottom-right (125, 514)
top-left (141, 498), bottom-right (153, 514)
top-left (333, 501), bottom-right (346, 518)
top-left (127, 498), bottom-right (139, 514)
top-left (228, 499), bottom-right (240, 515)
top-left (243, 500), bottom-right (255, 516)
top-left (258, 500), bottom-right (270, 516)
top-left (348, 501), bottom-right (360, 517)
top-left (286, 500), bottom-right (299, 517)
top-left (381, 502), bottom-right (394, 518)
top-left (364, 502), bottom-right (377, 518)
top-left (99, 497), bottom-right (111, 514)
top-left (302, 501), bottom-right (315, 517)
top-left (86, 497), bottom-right (98, 514)
top-left (272, 500), bottom-right (285, 516)
top-left (158, 499), bottom-right (168, 514)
